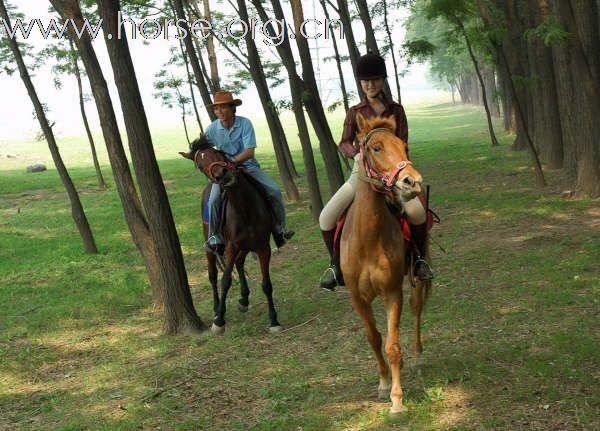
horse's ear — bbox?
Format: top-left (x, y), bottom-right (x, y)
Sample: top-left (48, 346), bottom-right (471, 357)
top-left (179, 151), bottom-right (193, 160)
top-left (356, 111), bottom-right (368, 132)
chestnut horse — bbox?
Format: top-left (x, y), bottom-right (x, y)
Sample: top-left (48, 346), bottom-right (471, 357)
top-left (340, 113), bottom-right (431, 414)
top-left (179, 137), bottom-right (282, 334)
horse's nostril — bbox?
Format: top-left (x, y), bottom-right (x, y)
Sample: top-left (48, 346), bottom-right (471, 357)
top-left (403, 176), bottom-right (415, 187)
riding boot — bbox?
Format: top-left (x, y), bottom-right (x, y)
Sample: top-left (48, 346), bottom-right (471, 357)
top-left (410, 222), bottom-right (434, 281)
top-left (319, 229), bottom-right (344, 291)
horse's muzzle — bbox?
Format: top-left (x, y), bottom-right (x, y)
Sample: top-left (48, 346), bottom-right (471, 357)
top-left (216, 170), bottom-right (236, 187)
top-left (396, 175), bottom-right (422, 200)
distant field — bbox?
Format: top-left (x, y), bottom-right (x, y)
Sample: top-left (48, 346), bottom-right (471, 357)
top-left (1, 103), bottom-right (598, 431)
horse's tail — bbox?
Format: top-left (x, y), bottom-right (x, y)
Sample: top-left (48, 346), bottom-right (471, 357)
top-left (421, 279), bottom-right (432, 306)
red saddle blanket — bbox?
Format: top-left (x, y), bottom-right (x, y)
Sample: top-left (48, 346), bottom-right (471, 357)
top-left (333, 194), bottom-right (435, 252)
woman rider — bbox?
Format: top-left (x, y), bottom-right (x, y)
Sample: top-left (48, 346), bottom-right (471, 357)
top-left (318, 53), bottom-right (434, 291)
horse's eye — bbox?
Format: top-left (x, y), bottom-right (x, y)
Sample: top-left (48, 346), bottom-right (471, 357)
top-left (371, 145), bottom-right (382, 153)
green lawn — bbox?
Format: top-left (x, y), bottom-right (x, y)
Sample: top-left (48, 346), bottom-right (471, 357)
top-left (1, 103), bottom-right (598, 430)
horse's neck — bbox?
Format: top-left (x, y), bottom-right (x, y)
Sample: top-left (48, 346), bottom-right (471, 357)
top-left (225, 174), bottom-right (263, 213)
top-left (352, 163), bottom-right (390, 232)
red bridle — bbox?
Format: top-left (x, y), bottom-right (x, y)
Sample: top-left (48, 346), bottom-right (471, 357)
top-left (194, 149), bottom-right (237, 182)
top-left (360, 127), bottom-right (413, 196)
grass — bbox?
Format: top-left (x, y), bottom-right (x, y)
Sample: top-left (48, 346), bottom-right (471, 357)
top-left (1, 103), bottom-right (599, 430)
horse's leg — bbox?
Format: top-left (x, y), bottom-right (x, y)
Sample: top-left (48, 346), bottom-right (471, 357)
top-left (206, 251), bottom-right (219, 315)
top-left (256, 248), bottom-right (282, 332)
top-left (409, 280), bottom-right (426, 368)
top-left (236, 251), bottom-right (250, 313)
top-left (212, 247), bottom-right (238, 334)
top-left (383, 290), bottom-right (406, 414)
top-left (349, 293), bottom-right (390, 399)
top-left (203, 219), bottom-right (220, 315)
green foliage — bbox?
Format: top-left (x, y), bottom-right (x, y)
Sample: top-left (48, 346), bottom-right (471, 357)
top-left (0, 1), bottom-right (34, 76)
top-left (524, 14), bottom-right (570, 47)
top-left (153, 47), bottom-right (191, 115)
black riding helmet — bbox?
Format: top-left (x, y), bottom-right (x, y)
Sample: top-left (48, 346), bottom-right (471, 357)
top-left (356, 52), bottom-right (387, 80)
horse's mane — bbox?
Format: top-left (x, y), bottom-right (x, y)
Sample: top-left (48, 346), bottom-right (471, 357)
top-left (360, 116), bottom-right (397, 134)
top-left (189, 135), bottom-right (213, 153)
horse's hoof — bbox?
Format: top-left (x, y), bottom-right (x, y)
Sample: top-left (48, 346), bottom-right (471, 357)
top-left (238, 303), bottom-right (249, 313)
top-left (389, 403), bottom-right (407, 416)
top-left (211, 323), bottom-right (225, 334)
top-left (269, 325), bottom-right (283, 333)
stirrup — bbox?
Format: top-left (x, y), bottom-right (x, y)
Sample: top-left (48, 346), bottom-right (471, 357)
top-left (414, 258), bottom-right (433, 281)
top-left (319, 266), bottom-right (338, 291)
top-left (204, 241), bottom-right (224, 256)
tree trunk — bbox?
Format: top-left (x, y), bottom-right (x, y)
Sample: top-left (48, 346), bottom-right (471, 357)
top-left (319, 0), bottom-right (349, 112)
top-left (336, 0), bottom-right (362, 95)
top-left (167, 0), bottom-right (203, 134)
top-left (201, 0), bottom-right (220, 92)
top-left (50, 0), bottom-right (163, 305)
top-left (497, 70), bottom-right (516, 133)
top-left (97, 0), bottom-right (206, 334)
top-left (456, 16), bottom-right (499, 147)
top-left (550, 0), bottom-right (600, 197)
top-left (290, 0), bottom-right (345, 195)
top-left (234, 0), bottom-right (299, 202)
top-left (172, 0), bottom-right (215, 122)
top-left (1, 0), bottom-right (98, 255)
top-left (483, 68), bottom-right (500, 117)
top-left (354, 0), bottom-right (393, 97)
top-left (479, 0), bottom-right (547, 187)
top-left (257, 0), bottom-right (324, 220)
top-left (69, 39), bottom-right (107, 189)
top-left (525, 0), bottom-right (563, 168)
top-left (383, 0), bottom-right (402, 103)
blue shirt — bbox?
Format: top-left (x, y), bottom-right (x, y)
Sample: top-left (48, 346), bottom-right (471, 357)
top-left (204, 116), bottom-right (260, 169)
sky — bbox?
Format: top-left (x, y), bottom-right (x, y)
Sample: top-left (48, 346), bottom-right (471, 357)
top-left (0, 0), bottom-right (442, 142)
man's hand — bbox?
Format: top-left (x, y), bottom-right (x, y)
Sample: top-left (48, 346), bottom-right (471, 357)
top-left (232, 148), bottom-right (256, 164)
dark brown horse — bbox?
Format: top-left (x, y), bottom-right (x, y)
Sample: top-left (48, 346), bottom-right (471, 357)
top-left (179, 137), bottom-right (282, 334)
top-left (340, 113), bottom-right (431, 414)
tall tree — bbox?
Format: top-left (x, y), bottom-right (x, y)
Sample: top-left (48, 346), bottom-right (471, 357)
top-left (50, 0), bottom-right (163, 306)
top-left (166, 0), bottom-right (204, 133)
top-left (38, 36), bottom-right (108, 189)
top-left (0, 0), bottom-right (98, 255)
top-left (172, 0), bottom-right (216, 121)
top-left (194, 0), bottom-right (220, 92)
top-left (290, 0), bottom-right (345, 194)
top-left (478, 0), bottom-right (546, 187)
top-left (523, 0), bottom-right (562, 168)
top-left (96, 0), bottom-right (206, 334)
top-left (68, 38), bottom-right (107, 188)
top-left (233, 0), bottom-right (300, 202)
top-left (353, 0), bottom-right (393, 97)
top-left (335, 0), bottom-right (362, 95)
top-left (319, 0), bottom-right (350, 112)
top-left (548, 0), bottom-right (600, 196)
top-left (381, 0), bottom-right (403, 102)
top-left (254, 0), bottom-right (324, 220)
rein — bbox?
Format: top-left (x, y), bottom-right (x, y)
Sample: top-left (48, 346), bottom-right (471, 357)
top-left (359, 127), bottom-right (413, 197)
top-left (194, 149), bottom-right (237, 183)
